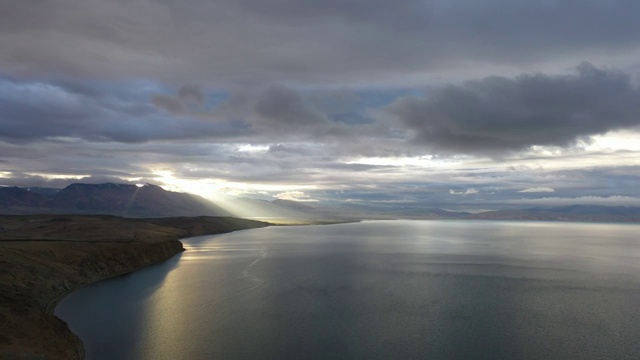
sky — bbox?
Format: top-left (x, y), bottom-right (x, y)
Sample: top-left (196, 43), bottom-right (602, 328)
top-left (1, 0), bottom-right (640, 212)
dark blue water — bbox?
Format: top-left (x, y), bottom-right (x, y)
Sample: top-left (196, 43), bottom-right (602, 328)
top-left (56, 220), bottom-right (640, 359)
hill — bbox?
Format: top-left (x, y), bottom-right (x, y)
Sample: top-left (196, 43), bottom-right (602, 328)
top-left (0, 183), bottom-right (231, 217)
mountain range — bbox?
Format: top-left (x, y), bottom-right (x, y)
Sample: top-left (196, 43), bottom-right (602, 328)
top-left (0, 183), bottom-right (230, 218)
top-left (1, 183), bottom-right (640, 222)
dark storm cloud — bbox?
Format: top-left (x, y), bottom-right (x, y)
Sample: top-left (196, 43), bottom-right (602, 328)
top-left (388, 64), bottom-right (640, 154)
top-left (254, 85), bottom-right (327, 125)
top-left (1, 1), bottom-right (640, 86)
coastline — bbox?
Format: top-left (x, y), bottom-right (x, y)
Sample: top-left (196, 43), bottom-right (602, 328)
top-left (0, 215), bottom-right (269, 360)
top-left (46, 241), bottom-right (186, 360)
top-left (45, 245), bottom-right (185, 316)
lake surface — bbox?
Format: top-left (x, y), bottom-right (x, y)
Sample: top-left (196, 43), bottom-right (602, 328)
top-left (56, 220), bottom-right (640, 359)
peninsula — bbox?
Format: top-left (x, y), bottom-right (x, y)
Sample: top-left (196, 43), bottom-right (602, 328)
top-left (0, 215), bottom-right (269, 359)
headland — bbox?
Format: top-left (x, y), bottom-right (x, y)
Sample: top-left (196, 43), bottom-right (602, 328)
top-left (0, 215), bottom-right (269, 360)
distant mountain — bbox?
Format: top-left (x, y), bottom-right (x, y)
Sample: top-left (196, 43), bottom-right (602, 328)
top-left (0, 183), bottom-right (231, 218)
top-left (529, 205), bottom-right (640, 217)
top-left (270, 199), bottom-right (318, 213)
top-left (0, 187), bottom-right (52, 212)
top-left (229, 198), bottom-right (464, 222)
top-left (231, 197), bottom-right (325, 221)
top-left (423, 208), bottom-right (471, 218)
top-left (318, 202), bottom-right (471, 220)
top-left (21, 187), bottom-right (60, 197)
top-left (3, 184), bottom-right (639, 222)
top-left (468, 205), bottom-right (640, 222)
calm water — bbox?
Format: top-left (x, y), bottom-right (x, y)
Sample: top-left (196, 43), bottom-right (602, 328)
top-left (56, 220), bottom-right (640, 359)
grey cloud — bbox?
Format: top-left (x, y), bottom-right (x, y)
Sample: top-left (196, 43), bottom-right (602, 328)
top-left (308, 89), bottom-right (373, 125)
top-left (178, 85), bottom-right (205, 105)
top-left (0, 78), bottom-right (249, 143)
top-left (153, 94), bottom-right (185, 114)
top-left (153, 85), bottom-right (206, 113)
top-left (2, 1), bottom-right (640, 87)
top-left (388, 64), bottom-right (640, 154)
top-left (0, 173), bottom-right (79, 189)
top-left (330, 112), bottom-right (372, 125)
top-left (0, 81), bottom-right (96, 141)
top-left (231, 0), bottom-right (429, 27)
top-left (4, 1), bottom-right (640, 212)
top-left (3, 130), bottom-right (639, 211)
top-left (254, 85), bottom-right (327, 125)
top-left (0, 78), bottom-right (385, 148)
top-left (267, 144), bottom-right (325, 157)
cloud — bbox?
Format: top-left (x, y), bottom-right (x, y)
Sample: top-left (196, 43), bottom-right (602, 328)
top-left (0, 78), bottom-right (248, 143)
top-left (2, 1), bottom-right (640, 87)
top-left (3, 132), bottom-right (639, 211)
top-left (3, 1), bottom-right (640, 212)
top-left (153, 85), bottom-right (206, 114)
top-left (388, 63), bottom-right (640, 155)
top-left (153, 94), bottom-right (185, 114)
top-left (274, 191), bottom-right (318, 202)
top-left (518, 187), bottom-right (555, 193)
top-left (0, 75), bottom-right (393, 160)
top-left (178, 85), bottom-right (205, 105)
top-left (450, 188), bottom-right (479, 195)
top-left (254, 85), bottom-right (327, 126)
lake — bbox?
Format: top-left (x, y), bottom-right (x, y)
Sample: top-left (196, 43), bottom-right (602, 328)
top-left (55, 220), bottom-right (640, 359)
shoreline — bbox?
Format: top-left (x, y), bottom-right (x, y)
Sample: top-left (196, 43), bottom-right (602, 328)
top-left (46, 246), bottom-right (186, 315)
top-left (46, 245), bottom-right (187, 360)
top-left (0, 215), bottom-right (270, 360)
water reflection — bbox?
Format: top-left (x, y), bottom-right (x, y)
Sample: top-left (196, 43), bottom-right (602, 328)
top-left (57, 221), bottom-right (640, 359)
top-left (55, 254), bottom-right (182, 359)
